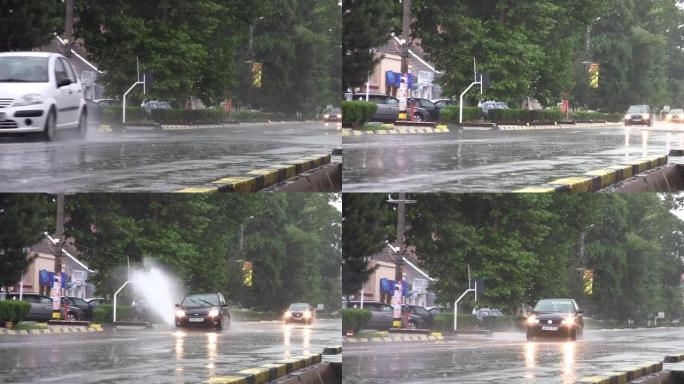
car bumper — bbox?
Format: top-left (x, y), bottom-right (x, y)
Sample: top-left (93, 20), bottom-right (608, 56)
top-left (175, 316), bottom-right (221, 327)
top-left (624, 119), bottom-right (650, 125)
top-left (284, 316), bottom-right (312, 323)
top-left (527, 324), bottom-right (575, 337)
top-left (0, 105), bottom-right (48, 133)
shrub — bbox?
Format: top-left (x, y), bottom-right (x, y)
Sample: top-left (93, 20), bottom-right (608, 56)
top-left (439, 106), bottom-right (483, 123)
top-left (92, 304), bottom-right (134, 323)
top-left (342, 101), bottom-right (377, 126)
top-left (342, 309), bottom-right (371, 335)
top-left (570, 111), bottom-right (623, 122)
top-left (488, 109), bottom-right (563, 124)
top-left (0, 300), bottom-right (31, 326)
top-left (231, 310), bottom-right (281, 321)
top-left (102, 106), bottom-right (151, 124)
top-left (433, 314), bottom-right (477, 331)
top-left (433, 314), bottom-right (523, 331)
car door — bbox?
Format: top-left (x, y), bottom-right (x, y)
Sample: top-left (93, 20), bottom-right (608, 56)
top-left (414, 306), bottom-right (433, 328)
top-left (53, 58), bottom-right (79, 128)
top-left (38, 295), bottom-right (54, 320)
top-left (63, 59), bottom-right (83, 123)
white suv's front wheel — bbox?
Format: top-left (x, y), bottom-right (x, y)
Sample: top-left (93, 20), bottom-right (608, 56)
top-left (44, 109), bottom-right (56, 141)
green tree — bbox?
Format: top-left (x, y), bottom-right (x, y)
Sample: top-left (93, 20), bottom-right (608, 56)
top-left (0, 0), bottom-right (63, 52)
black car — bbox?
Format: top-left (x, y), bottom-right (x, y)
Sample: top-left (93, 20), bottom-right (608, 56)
top-left (283, 303), bottom-right (315, 325)
top-left (407, 98), bottom-right (439, 122)
top-left (61, 296), bottom-right (94, 321)
top-left (624, 105), bottom-right (654, 126)
top-left (526, 298), bottom-right (584, 341)
top-left (402, 304), bottom-right (434, 329)
top-left (5, 293), bottom-right (54, 321)
top-left (323, 107), bottom-right (341, 122)
top-left (175, 292), bottom-right (230, 330)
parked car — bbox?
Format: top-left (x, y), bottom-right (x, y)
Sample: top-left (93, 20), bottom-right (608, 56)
top-left (0, 52), bottom-right (88, 140)
top-left (347, 301), bottom-right (423, 330)
top-left (426, 306), bottom-right (449, 316)
top-left (479, 100), bottom-right (509, 116)
top-left (323, 107), bottom-right (341, 122)
top-left (283, 303), bottom-right (315, 325)
top-left (61, 296), bottom-right (94, 321)
top-left (141, 100), bottom-right (172, 113)
top-left (624, 105), bottom-right (654, 126)
top-left (665, 108), bottom-right (684, 123)
top-left (5, 293), bottom-right (54, 321)
top-left (350, 93), bottom-right (400, 122)
top-left (408, 98), bottom-right (439, 122)
top-left (432, 99), bottom-right (457, 112)
top-left (84, 297), bottom-right (109, 308)
top-left (526, 298), bottom-right (584, 341)
top-left (402, 304), bottom-right (435, 329)
top-left (175, 292), bottom-right (230, 330)
top-left (473, 308), bottom-right (504, 319)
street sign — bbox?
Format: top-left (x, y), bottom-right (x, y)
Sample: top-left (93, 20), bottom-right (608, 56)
top-left (417, 71), bottom-right (433, 86)
top-left (658, 312), bottom-right (665, 319)
top-left (477, 72), bottom-right (491, 89)
top-left (413, 278), bottom-right (427, 293)
top-left (392, 283), bottom-right (402, 319)
top-left (80, 70), bottom-right (96, 86)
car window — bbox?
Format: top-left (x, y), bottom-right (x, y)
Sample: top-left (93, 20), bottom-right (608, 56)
top-left (382, 305), bottom-right (393, 312)
top-left (72, 298), bottom-right (88, 307)
top-left (0, 56), bottom-right (49, 83)
top-left (61, 58), bottom-right (77, 83)
top-left (627, 105), bottom-right (648, 113)
top-left (386, 98), bottom-right (398, 105)
top-left (41, 297), bottom-right (53, 304)
top-left (182, 293), bottom-right (219, 307)
top-left (415, 307), bottom-right (430, 316)
top-left (534, 300), bottom-right (574, 313)
top-left (54, 58), bottom-right (70, 85)
top-left (289, 304), bottom-right (310, 311)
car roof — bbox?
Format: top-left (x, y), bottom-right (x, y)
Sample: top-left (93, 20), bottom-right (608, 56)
top-left (0, 52), bottom-right (57, 58)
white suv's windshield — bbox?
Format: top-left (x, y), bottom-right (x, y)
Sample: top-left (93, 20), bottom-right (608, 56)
top-left (0, 57), bottom-right (49, 82)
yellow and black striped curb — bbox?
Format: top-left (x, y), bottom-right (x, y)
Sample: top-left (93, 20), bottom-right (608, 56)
top-left (204, 353), bottom-right (322, 384)
top-left (516, 154), bottom-right (669, 192)
top-left (176, 154), bottom-right (332, 193)
top-left (0, 325), bottom-right (103, 335)
top-left (498, 123), bottom-right (623, 131)
top-left (344, 332), bottom-right (445, 343)
top-left (341, 125), bottom-right (449, 136)
top-left (664, 352), bottom-right (684, 363)
top-left (161, 124), bottom-right (237, 131)
top-left (574, 362), bottom-right (663, 384)
top-left (322, 346), bottom-right (342, 354)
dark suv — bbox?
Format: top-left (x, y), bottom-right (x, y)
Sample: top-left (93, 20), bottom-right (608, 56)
top-left (624, 105), bottom-right (654, 126)
top-left (526, 298), bottom-right (584, 341)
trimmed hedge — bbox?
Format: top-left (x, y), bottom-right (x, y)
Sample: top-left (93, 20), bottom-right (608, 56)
top-left (102, 107), bottom-right (289, 124)
top-left (342, 308), bottom-right (371, 335)
top-left (92, 304), bottom-right (134, 323)
top-left (342, 101), bottom-right (377, 125)
top-left (102, 106), bottom-right (151, 124)
top-left (488, 108), bottom-right (563, 124)
top-left (439, 106), bottom-right (483, 123)
top-left (231, 310), bottom-right (281, 321)
top-left (433, 314), bottom-right (524, 332)
top-left (0, 300), bottom-right (31, 326)
top-left (570, 111), bottom-right (623, 122)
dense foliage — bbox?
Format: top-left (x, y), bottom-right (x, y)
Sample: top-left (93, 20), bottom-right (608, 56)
top-left (0, 0), bottom-right (64, 51)
top-left (0, 300), bottom-right (31, 326)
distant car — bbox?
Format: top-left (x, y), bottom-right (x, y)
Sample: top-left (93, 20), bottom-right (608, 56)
top-left (432, 99), bottom-right (457, 111)
top-left (479, 100), bottom-right (509, 116)
top-left (665, 108), bottom-right (684, 123)
top-left (408, 98), bottom-right (439, 122)
top-left (426, 306), bottom-right (449, 316)
top-left (61, 296), bottom-right (94, 321)
top-left (175, 292), bottom-right (230, 330)
top-left (402, 304), bottom-right (434, 329)
top-left (347, 301), bottom-right (423, 330)
top-left (5, 293), bottom-right (54, 321)
top-left (141, 100), bottom-right (172, 113)
top-left (0, 51), bottom-right (88, 140)
top-left (323, 107), bottom-right (341, 122)
top-left (473, 308), bottom-right (504, 319)
top-left (283, 303), bottom-right (315, 325)
top-left (85, 297), bottom-right (109, 307)
top-left (526, 298), bottom-right (584, 341)
top-left (624, 105), bottom-right (654, 126)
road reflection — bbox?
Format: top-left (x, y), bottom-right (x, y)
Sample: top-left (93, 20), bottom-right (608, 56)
top-left (206, 332), bottom-right (218, 377)
top-left (524, 340), bottom-right (578, 383)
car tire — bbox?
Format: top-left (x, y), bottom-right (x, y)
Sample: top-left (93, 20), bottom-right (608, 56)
top-left (66, 312), bottom-right (78, 321)
top-left (569, 328), bottom-right (577, 341)
top-left (78, 111), bottom-right (87, 138)
top-left (408, 320), bottom-right (418, 329)
top-left (216, 321), bottom-right (222, 331)
top-left (412, 113), bottom-right (424, 122)
top-left (526, 332), bottom-right (533, 341)
top-left (44, 109), bottom-right (56, 141)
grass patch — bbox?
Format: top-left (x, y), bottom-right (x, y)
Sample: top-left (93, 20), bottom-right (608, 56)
top-left (14, 322), bottom-right (49, 331)
top-left (349, 330), bottom-right (388, 338)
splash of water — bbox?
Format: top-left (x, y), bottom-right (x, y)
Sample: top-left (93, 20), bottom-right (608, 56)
top-left (131, 265), bottom-right (180, 325)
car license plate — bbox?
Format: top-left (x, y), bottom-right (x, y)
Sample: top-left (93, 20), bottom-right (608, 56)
top-left (188, 317), bottom-right (204, 323)
top-left (542, 326), bottom-right (558, 331)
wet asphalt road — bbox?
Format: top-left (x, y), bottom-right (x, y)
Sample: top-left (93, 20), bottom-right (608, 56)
top-left (0, 319), bottom-right (341, 383)
top-left (343, 327), bottom-right (684, 383)
top-left (0, 121), bottom-right (341, 192)
top-left (342, 122), bottom-right (684, 192)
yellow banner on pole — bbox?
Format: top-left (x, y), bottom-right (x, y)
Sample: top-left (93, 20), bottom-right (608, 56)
top-left (589, 63), bottom-right (599, 89)
top-left (242, 261), bottom-right (253, 287)
top-left (251, 63), bottom-right (262, 88)
top-left (583, 269), bottom-right (593, 295)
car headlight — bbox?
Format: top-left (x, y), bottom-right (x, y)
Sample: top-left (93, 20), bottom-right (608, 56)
top-left (561, 316), bottom-right (575, 326)
top-left (176, 309), bottom-right (186, 317)
top-left (526, 315), bottom-right (539, 325)
top-left (208, 309), bottom-right (219, 317)
top-left (12, 94), bottom-right (43, 107)
top-left (624, 114), bottom-right (631, 120)
top-left (324, 114), bottom-right (329, 119)
top-left (284, 311), bottom-right (291, 318)
top-left (303, 310), bottom-right (311, 318)
top-left (642, 113), bottom-right (650, 119)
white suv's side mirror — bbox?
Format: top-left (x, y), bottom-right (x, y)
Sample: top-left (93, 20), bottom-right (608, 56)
top-left (57, 78), bottom-right (71, 88)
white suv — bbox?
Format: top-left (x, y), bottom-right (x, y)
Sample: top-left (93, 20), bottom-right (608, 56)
top-left (0, 52), bottom-right (87, 140)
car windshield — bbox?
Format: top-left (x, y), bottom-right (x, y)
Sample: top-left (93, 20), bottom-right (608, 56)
top-left (670, 109), bottom-right (683, 114)
top-left (0, 57), bottom-right (49, 82)
top-left (182, 294), bottom-right (218, 308)
top-left (534, 300), bottom-right (574, 313)
top-left (628, 105), bottom-right (648, 113)
top-left (325, 108), bottom-right (340, 114)
top-left (289, 304), bottom-right (309, 311)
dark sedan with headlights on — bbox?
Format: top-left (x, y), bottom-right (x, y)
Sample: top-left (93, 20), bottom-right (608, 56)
top-left (526, 298), bottom-right (584, 341)
top-left (624, 104), bottom-right (654, 126)
top-left (283, 303), bottom-right (315, 325)
top-left (175, 292), bottom-right (230, 330)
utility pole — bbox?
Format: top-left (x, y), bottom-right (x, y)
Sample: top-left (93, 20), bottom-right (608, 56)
top-left (64, 0), bottom-right (74, 57)
top-left (397, 0), bottom-right (411, 121)
top-left (52, 194), bottom-right (65, 319)
top-left (387, 193), bottom-right (416, 328)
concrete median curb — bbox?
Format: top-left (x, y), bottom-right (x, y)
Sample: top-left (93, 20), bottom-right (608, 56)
top-left (322, 346), bottom-right (342, 354)
top-left (515, 154), bottom-right (669, 192)
top-left (344, 332), bottom-right (445, 343)
top-left (575, 362), bottom-right (663, 384)
top-left (341, 125), bottom-right (449, 136)
top-left (498, 122), bottom-right (623, 131)
top-left (176, 154), bottom-right (332, 193)
top-left (0, 325), bottom-right (103, 335)
top-left (204, 353), bottom-right (322, 384)
top-left (664, 353), bottom-right (684, 363)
